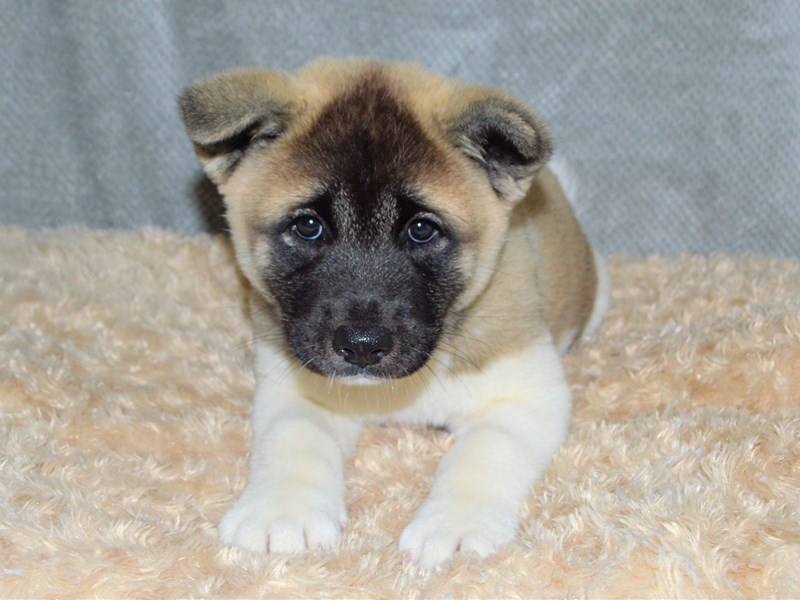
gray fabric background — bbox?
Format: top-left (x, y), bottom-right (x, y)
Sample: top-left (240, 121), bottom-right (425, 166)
top-left (2, 0), bottom-right (798, 256)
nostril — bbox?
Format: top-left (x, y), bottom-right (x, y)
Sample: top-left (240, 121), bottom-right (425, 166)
top-left (333, 327), bottom-right (354, 358)
top-left (333, 325), bottom-right (393, 367)
top-left (337, 346), bottom-right (355, 360)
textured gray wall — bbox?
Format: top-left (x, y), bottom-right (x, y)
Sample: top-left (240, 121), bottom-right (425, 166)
top-left (2, 0), bottom-right (798, 256)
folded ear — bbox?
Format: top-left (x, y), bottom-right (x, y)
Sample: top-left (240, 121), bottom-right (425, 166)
top-left (178, 69), bottom-right (296, 184)
top-left (447, 93), bottom-right (552, 202)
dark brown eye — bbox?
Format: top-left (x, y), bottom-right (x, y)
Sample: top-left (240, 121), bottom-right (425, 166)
top-left (407, 219), bottom-right (439, 244)
top-left (292, 216), bottom-right (324, 240)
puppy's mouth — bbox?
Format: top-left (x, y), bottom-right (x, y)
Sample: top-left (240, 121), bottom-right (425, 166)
top-left (334, 374), bottom-right (387, 386)
top-left (287, 322), bottom-right (436, 380)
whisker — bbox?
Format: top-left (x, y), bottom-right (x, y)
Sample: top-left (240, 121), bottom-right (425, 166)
top-left (435, 341), bottom-right (483, 373)
top-left (422, 360), bottom-right (447, 393)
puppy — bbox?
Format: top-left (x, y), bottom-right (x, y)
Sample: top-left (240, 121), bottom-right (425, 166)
top-left (179, 58), bottom-right (608, 569)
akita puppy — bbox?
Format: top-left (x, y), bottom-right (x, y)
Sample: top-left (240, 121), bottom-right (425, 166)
top-left (179, 58), bottom-right (608, 568)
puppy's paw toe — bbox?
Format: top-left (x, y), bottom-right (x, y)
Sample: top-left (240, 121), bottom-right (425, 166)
top-left (301, 512), bottom-right (342, 550)
top-left (458, 533), bottom-right (499, 558)
top-left (399, 504), bottom-right (516, 569)
top-left (267, 513), bottom-right (341, 553)
top-left (266, 520), bottom-right (308, 554)
top-left (219, 495), bottom-right (344, 555)
top-left (399, 524), bottom-right (460, 570)
top-left (219, 501), bottom-right (271, 553)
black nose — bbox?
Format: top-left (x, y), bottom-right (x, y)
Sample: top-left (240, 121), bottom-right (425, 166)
top-left (333, 325), bottom-right (393, 368)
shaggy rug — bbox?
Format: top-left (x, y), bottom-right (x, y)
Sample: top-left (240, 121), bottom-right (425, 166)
top-left (1, 226), bottom-right (798, 598)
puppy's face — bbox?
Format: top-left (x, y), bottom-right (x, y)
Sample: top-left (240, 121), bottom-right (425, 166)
top-left (180, 60), bottom-right (551, 381)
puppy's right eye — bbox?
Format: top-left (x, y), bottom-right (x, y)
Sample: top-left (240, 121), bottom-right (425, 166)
top-left (292, 216), bottom-right (324, 241)
top-left (407, 219), bottom-right (439, 244)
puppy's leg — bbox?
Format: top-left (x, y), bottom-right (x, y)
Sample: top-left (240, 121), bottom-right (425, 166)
top-left (220, 346), bottom-right (361, 554)
top-left (399, 336), bottom-right (572, 569)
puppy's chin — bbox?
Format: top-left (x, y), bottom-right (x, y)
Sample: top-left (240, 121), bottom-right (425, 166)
top-left (335, 374), bottom-right (386, 387)
top-left (302, 361), bottom-right (425, 383)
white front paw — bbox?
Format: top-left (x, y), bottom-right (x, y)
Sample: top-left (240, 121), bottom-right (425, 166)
top-left (219, 489), bottom-right (346, 555)
top-left (399, 500), bottom-right (517, 569)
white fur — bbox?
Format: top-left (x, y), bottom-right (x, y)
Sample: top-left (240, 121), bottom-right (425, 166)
top-left (219, 344), bottom-right (362, 554)
top-left (222, 334), bottom-right (573, 567)
top-left (395, 337), bottom-right (572, 568)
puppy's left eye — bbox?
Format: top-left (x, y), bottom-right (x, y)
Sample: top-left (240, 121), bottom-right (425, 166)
top-left (407, 219), bottom-right (439, 244)
top-left (292, 216), bottom-right (324, 241)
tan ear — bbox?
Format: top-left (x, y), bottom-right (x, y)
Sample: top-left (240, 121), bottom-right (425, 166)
top-left (178, 68), bottom-right (296, 184)
top-left (446, 92), bottom-right (552, 202)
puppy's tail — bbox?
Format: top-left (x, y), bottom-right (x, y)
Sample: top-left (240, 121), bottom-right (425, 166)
top-left (547, 152), bottom-right (578, 208)
top-left (548, 154), bottom-right (610, 341)
top-left (547, 153), bottom-right (582, 215)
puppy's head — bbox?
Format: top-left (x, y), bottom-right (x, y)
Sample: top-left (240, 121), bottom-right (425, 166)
top-left (179, 59), bottom-right (551, 381)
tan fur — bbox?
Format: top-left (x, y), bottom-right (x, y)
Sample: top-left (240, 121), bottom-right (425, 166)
top-left (438, 166), bottom-right (598, 373)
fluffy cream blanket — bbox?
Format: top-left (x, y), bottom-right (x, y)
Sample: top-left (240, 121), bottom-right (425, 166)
top-left (1, 227), bottom-right (798, 598)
